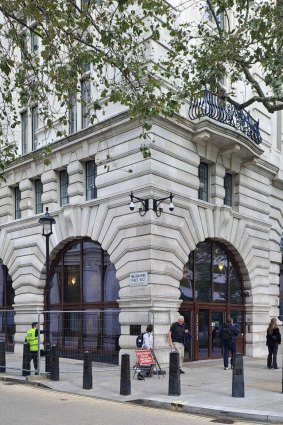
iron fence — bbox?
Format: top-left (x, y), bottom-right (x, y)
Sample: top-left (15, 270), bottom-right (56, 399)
top-left (0, 308), bottom-right (162, 377)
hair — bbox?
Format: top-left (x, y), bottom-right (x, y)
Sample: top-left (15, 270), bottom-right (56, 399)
top-left (31, 322), bottom-right (38, 328)
top-left (178, 316), bottom-right (184, 321)
top-left (267, 318), bottom-right (278, 335)
top-left (146, 324), bottom-right (153, 333)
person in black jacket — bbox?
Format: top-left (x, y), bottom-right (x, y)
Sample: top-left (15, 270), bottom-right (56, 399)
top-left (266, 317), bottom-right (281, 369)
top-left (219, 318), bottom-right (239, 370)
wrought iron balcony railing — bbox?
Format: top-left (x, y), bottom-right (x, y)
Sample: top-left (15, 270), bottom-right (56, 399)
top-left (188, 89), bottom-right (262, 145)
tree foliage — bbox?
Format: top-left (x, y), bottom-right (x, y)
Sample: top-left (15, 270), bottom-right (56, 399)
top-left (0, 0), bottom-right (282, 180)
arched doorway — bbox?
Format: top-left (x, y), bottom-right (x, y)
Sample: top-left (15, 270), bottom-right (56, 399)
top-left (180, 239), bottom-right (245, 361)
top-left (0, 259), bottom-right (15, 352)
top-left (47, 238), bottom-right (120, 363)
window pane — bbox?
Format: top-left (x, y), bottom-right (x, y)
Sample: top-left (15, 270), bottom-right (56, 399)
top-left (60, 170), bottom-right (69, 206)
top-left (32, 105), bottom-right (38, 150)
top-left (212, 246), bottom-right (227, 302)
top-left (195, 241), bottom-right (211, 301)
top-left (198, 163), bottom-right (208, 201)
top-left (35, 179), bottom-right (43, 214)
top-left (86, 160), bottom-right (97, 201)
top-left (69, 93), bottom-right (77, 135)
top-left (0, 263), bottom-right (4, 306)
top-left (83, 242), bottom-right (102, 302)
top-left (104, 254), bottom-right (119, 301)
top-left (180, 256), bottom-right (193, 301)
top-left (15, 187), bottom-right (21, 219)
top-left (21, 111), bottom-right (28, 155)
top-left (224, 173), bottom-right (233, 206)
top-left (230, 261), bottom-right (243, 304)
top-left (50, 263), bottom-right (61, 305)
top-left (63, 243), bottom-right (81, 303)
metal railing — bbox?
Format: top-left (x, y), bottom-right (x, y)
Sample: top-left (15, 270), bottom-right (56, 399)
top-left (188, 88), bottom-right (262, 145)
top-left (0, 308), bottom-right (160, 377)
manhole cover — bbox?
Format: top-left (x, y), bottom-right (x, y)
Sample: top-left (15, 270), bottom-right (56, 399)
top-left (210, 419), bottom-right (235, 424)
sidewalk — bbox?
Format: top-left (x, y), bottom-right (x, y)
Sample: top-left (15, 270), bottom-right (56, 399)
top-left (1, 354), bottom-right (283, 423)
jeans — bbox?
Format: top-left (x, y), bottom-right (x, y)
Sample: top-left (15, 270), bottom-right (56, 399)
top-left (223, 342), bottom-right (236, 368)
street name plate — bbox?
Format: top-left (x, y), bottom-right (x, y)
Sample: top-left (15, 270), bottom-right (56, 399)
top-left (129, 272), bottom-right (148, 286)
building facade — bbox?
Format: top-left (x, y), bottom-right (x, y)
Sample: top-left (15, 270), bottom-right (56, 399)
top-left (0, 2), bottom-right (283, 366)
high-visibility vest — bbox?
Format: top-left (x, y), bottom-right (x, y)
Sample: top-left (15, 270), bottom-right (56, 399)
top-left (26, 328), bottom-right (38, 352)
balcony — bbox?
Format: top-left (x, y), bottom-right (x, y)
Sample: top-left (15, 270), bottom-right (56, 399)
top-left (188, 89), bottom-right (262, 145)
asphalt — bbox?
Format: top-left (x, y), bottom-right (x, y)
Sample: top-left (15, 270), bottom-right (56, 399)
top-left (1, 354), bottom-right (283, 423)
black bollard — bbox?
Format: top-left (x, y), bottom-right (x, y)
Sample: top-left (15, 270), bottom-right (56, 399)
top-left (232, 353), bottom-right (245, 397)
top-left (168, 351), bottom-right (181, 396)
top-left (22, 343), bottom-right (31, 377)
top-left (45, 343), bottom-right (51, 373)
top-left (120, 353), bottom-right (131, 396)
top-left (83, 351), bottom-right (92, 390)
top-left (0, 341), bottom-right (6, 373)
top-left (50, 344), bottom-right (59, 381)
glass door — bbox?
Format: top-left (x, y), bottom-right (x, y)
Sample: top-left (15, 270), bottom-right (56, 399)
top-left (195, 307), bottom-right (226, 360)
top-left (197, 308), bottom-right (209, 359)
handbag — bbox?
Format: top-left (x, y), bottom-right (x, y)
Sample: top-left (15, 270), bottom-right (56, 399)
top-left (183, 331), bottom-right (193, 348)
top-left (271, 334), bottom-right (278, 342)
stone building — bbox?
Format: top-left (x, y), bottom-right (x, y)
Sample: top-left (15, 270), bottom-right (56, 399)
top-left (0, 2), bottom-right (282, 365)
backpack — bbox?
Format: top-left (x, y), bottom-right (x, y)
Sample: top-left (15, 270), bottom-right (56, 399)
top-left (136, 332), bottom-right (145, 348)
top-left (221, 325), bottom-right (232, 342)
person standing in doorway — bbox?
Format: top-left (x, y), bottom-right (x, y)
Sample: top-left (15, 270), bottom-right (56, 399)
top-left (25, 322), bottom-right (40, 375)
top-left (219, 318), bottom-right (239, 370)
top-left (168, 316), bottom-right (190, 374)
top-left (266, 318), bottom-right (281, 369)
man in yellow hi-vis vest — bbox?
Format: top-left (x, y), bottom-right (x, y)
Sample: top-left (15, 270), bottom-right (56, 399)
top-left (25, 322), bottom-right (39, 374)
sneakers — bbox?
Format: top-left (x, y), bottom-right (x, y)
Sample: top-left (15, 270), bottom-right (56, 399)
top-left (180, 369), bottom-right (185, 374)
top-left (137, 372), bottom-right (144, 380)
top-left (224, 367), bottom-right (228, 370)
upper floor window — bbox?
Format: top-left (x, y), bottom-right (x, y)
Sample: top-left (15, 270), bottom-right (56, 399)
top-left (81, 78), bottom-right (91, 129)
top-left (205, 1), bottom-right (225, 29)
top-left (21, 111), bottom-right (28, 155)
top-left (224, 173), bottom-right (233, 207)
top-left (15, 187), bottom-right (21, 220)
top-left (35, 179), bottom-right (43, 214)
top-left (31, 29), bottom-right (39, 53)
top-left (86, 160), bottom-right (97, 201)
top-left (31, 105), bottom-right (38, 150)
top-left (198, 162), bottom-right (209, 202)
top-left (69, 93), bottom-right (77, 135)
top-left (60, 170), bottom-right (69, 206)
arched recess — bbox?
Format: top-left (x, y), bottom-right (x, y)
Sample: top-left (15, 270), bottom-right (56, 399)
top-left (0, 259), bottom-right (15, 351)
top-left (180, 239), bottom-right (246, 362)
top-left (47, 237), bottom-right (120, 363)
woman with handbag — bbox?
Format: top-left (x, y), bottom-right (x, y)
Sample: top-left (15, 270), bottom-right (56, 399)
top-left (266, 318), bottom-right (281, 369)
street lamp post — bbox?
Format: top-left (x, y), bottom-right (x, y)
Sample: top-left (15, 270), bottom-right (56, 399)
top-left (38, 207), bottom-right (56, 373)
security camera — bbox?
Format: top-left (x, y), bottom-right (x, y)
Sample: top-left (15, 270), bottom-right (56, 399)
top-left (169, 202), bottom-right (174, 212)
top-left (244, 290), bottom-right (250, 297)
top-left (129, 201), bottom-right (135, 211)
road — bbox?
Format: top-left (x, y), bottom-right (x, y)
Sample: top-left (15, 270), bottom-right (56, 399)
top-left (0, 381), bottom-right (265, 425)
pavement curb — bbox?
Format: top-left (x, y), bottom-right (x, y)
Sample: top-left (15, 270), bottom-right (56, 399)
top-left (129, 399), bottom-right (283, 424)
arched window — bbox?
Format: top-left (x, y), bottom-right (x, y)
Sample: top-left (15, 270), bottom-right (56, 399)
top-left (180, 240), bottom-right (245, 361)
top-left (48, 239), bottom-right (120, 363)
top-left (0, 259), bottom-right (15, 351)
top-left (180, 240), bottom-right (243, 304)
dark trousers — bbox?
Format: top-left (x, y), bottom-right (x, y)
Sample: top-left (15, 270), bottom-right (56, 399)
top-left (30, 351), bottom-right (38, 373)
top-left (223, 342), bottom-right (236, 368)
top-left (267, 343), bottom-right (278, 369)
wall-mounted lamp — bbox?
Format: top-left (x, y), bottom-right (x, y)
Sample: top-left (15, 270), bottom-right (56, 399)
top-left (218, 261), bottom-right (225, 272)
top-left (129, 192), bottom-right (174, 217)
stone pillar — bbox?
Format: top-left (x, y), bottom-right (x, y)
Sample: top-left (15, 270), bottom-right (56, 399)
top-left (41, 169), bottom-right (58, 211)
top-left (210, 163), bottom-right (226, 206)
top-left (19, 178), bottom-right (34, 218)
top-left (0, 185), bottom-right (13, 224)
top-left (67, 160), bottom-right (84, 205)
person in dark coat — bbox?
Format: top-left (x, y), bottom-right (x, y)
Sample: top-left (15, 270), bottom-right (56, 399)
top-left (219, 318), bottom-right (239, 370)
top-left (266, 317), bottom-right (281, 369)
